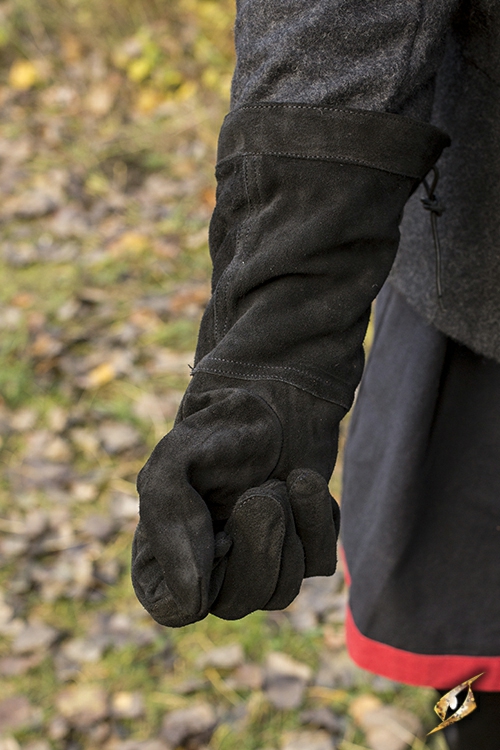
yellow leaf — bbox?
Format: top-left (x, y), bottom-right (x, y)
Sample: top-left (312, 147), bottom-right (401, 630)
top-left (174, 81), bottom-right (197, 102)
top-left (135, 88), bottom-right (163, 114)
top-left (9, 60), bottom-right (39, 91)
top-left (85, 362), bottom-right (115, 389)
top-left (127, 57), bottom-right (152, 83)
top-left (108, 231), bottom-right (151, 256)
top-left (158, 68), bottom-right (183, 88)
top-left (85, 172), bottom-right (109, 196)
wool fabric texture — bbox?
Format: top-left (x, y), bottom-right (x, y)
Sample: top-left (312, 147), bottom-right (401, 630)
top-left (231, 0), bottom-right (500, 362)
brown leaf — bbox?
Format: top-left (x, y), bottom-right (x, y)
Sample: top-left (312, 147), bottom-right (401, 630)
top-left (82, 362), bottom-right (116, 389)
top-left (161, 704), bottom-right (217, 748)
top-left (60, 34), bottom-right (83, 63)
top-left (0, 653), bottom-right (44, 676)
top-left (55, 685), bottom-right (109, 728)
top-left (30, 333), bottom-right (64, 359)
top-left (108, 231), bottom-right (151, 257)
top-left (281, 730), bottom-right (334, 750)
top-left (0, 696), bottom-right (41, 733)
top-left (264, 652), bottom-right (312, 710)
top-left (2, 190), bottom-right (59, 219)
top-left (168, 284), bottom-right (210, 315)
top-left (85, 84), bottom-right (116, 117)
top-left (12, 620), bottom-right (60, 654)
top-left (10, 292), bottom-right (35, 308)
top-left (197, 643), bottom-right (244, 671)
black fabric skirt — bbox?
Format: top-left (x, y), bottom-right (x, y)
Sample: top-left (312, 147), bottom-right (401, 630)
top-left (341, 282), bottom-right (500, 690)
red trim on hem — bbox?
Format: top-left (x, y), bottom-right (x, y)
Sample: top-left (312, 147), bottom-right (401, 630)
top-left (346, 606), bottom-right (500, 690)
top-left (341, 548), bottom-right (500, 690)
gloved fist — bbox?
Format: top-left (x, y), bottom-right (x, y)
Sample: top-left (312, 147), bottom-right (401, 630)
top-left (131, 379), bottom-right (341, 627)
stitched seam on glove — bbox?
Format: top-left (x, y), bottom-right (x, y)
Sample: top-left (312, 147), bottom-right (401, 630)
top-left (213, 155), bottom-right (258, 342)
top-left (231, 103), bottom-right (447, 133)
top-left (191, 363), bottom-right (353, 410)
top-left (218, 104), bottom-right (450, 179)
top-left (217, 151), bottom-right (426, 180)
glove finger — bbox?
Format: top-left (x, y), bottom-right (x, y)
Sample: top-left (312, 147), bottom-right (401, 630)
top-left (131, 520), bottom-right (202, 627)
top-left (287, 469), bottom-right (340, 578)
top-left (210, 481), bottom-right (305, 619)
top-left (135, 479), bottom-right (215, 623)
top-left (210, 481), bottom-right (287, 619)
top-left (262, 486), bottom-right (305, 611)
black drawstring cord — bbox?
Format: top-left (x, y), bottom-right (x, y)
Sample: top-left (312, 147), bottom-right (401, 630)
top-left (421, 166), bottom-right (445, 312)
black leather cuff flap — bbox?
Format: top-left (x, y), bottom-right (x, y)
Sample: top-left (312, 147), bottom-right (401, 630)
top-left (218, 104), bottom-right (450, 180)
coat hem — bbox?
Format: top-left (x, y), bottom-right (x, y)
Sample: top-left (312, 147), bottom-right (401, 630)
top-left (345, 606), bottom-right (500, 690)
top-left (388, 278), bottom-right (500, 367)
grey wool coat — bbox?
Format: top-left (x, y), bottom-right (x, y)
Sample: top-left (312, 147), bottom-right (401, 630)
top-left (231, 0), bottom-right (500, 362)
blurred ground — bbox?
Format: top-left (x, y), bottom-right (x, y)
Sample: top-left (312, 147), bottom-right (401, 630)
top-left (0, 3), bottom-right (448, 750)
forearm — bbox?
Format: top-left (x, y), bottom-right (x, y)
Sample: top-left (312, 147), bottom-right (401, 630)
top-left (194, 104), bottom-right (449, 412)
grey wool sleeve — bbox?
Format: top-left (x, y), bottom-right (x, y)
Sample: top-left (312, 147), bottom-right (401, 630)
top-left (231, 0), bottom-right (462, 120)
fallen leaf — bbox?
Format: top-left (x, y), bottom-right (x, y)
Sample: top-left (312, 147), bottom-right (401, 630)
top-left (98, 422), bottom-right (141, 454)
top-left (355, 704), bottom-right (423, 750)
top-left (315, 649), bottom-right (369, 689)
top-left (55, 685), bottom-right (109, 728)
top-left (201, 186), bottom-right (216, 209)
top-left (227, 663), bottom-right (264, 691)
top-left (2, 190), bottom-right (59, 219)
top-left (60, 34), bottom-right (83, 63)
top-left (43, 436), bottom-right (73, 463)
top-left (47, 715), bottom-right (70, 741)
top-left (12, 620), bottom-right (60, 654)
top-left (135, 88), bottom-right (164, 114)
top-left (127, 57), bottom-right (153, 83)
top-left (168, 283), bottom-right (210, 315)
top-left (60, 638), bottom-right (105, 664)
top-left (69, 481), bottom-right (99, 503)
top-left (281, 730), bottom-right (334, 750)
top-left (111, 691), bottom-right (145, 719)
top-left (108, 231), bottom-right (151, 256)
top-left (10, 292), bottom-right (35, 308)
top-left (9, 60), bottom-right (39, 90)
top-left (323, 625), bottom-right (345, 651)
top-left (300, 707), bottom-right (345, 735)
top-left (85, 84), bottom-right (116, 116)
top-left (0, 739), bottom-right (21, 750)
top-left (0, 653), bottom-right (43, 677)
top-left (349, 695), bottom-right (383, 725)
top-left (264, 652), bottom-right (312, 710)
top-left (70, 428), bottom-right (100, 456)
top-left (197, 643), bottom-right (244, 671)
top-left (30, 333), bottom-right (64, 359)
top-left (161, 704), bottom-right (217, 748)
top-left (83, 362), bottom-right (116, 388)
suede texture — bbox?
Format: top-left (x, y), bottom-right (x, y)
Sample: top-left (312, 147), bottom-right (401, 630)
top-left (131, 104), bottom-right (449, 628)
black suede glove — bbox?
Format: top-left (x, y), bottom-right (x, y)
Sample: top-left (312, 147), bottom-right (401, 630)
top-left (133, 375), bottom-right (343, 625)
top-left (132, 105), bottom-right (449, 627)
